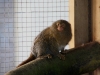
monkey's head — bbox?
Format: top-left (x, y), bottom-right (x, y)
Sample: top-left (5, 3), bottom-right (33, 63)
top-left (51, 19), bottom-right (71, 33)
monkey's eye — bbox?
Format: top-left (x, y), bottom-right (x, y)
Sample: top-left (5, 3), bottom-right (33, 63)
top-left (62, 23), bottom-right (65, 27)
top-left (56, 23), bottom-right (60, 26)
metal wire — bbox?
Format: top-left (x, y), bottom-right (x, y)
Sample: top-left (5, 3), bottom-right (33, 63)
top-left (0, 0), bottom-right (69, 74)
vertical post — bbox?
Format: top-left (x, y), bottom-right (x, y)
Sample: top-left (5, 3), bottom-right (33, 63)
top-left (69, 0), bottom-right (75, 48)
top-left (74, 0), bottom-right (90, 47)
top-left (69, 0), bottom-right (90, 47)
top-left (69, 0), bottom-right (91, 47)
top-left (91, 0), bottom-right (100, 75)
top-left (92, 0), bottom-right (100, 42)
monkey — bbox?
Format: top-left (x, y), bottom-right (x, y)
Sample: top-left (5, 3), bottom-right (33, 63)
top-left (17, 19), bottom-right (72, 67)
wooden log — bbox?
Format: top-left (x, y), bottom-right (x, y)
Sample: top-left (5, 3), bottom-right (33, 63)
top-left (5, 42), bottom-right (100, 75)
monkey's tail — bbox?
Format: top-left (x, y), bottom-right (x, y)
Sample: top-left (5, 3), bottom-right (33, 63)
top-left (17, 53), bottom-right (36, 68)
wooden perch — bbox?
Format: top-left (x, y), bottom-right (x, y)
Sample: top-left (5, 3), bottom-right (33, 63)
top-left (5, 42), bottom-right (100, 75)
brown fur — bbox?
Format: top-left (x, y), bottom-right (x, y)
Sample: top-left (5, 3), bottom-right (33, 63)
top-left (17, 19), bottom-right (72, 67)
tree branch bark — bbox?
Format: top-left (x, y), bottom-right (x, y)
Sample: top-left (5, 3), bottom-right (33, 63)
top-left (5, 42), bottom-right (100, 75)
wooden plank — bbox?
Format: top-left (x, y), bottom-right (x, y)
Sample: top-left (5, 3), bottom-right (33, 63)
top-left (74, 0), bottom-right (89, 47)
top-left (69, 0), bottom-right (91, 47)
top-left (92, 0), bottom-right (100, 42)
top-left (69, 0), bottom-right (75, 48)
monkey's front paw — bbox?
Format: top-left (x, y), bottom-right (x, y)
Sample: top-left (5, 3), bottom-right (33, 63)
top-left (40, 54), bottom-right (52, 59)
top-left (39, 54), bottom-right (52, 59)
top-left (58, 54), bottom-right (65, 60)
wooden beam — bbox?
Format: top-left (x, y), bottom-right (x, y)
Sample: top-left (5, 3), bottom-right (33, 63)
top-left (69, 0), bottom-right (90, 47)
top-left (92, 0), bottom-right (100, 42)
top-left (74, 0), bottom-right (90, 47)
top-left (69, 0), bottom-right (75, 48)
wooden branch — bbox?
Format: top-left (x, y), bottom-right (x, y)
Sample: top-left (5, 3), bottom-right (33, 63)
top-left (5, 42), bottom-right (100, 75)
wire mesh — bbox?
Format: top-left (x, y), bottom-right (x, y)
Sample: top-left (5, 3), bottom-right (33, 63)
top-left (0, 0), bottom-right (69, 75)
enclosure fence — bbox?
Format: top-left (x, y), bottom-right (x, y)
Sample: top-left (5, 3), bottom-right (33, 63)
top-left (0, 0), bottom-right (69, 75)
